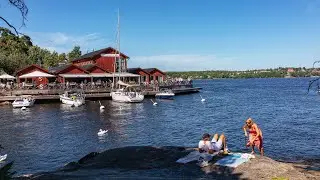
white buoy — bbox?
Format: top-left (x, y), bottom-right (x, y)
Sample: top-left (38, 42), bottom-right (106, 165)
top-left (200, 95), bottom-right (206, 102)
top-left (97, 129), bottom-right (108, 136)
top-left (150, 99), bottom-right (158, 106)
top-left (99, 101), bottom-right (105, 110)
top-left (21, 107), bottom-right (27, 110)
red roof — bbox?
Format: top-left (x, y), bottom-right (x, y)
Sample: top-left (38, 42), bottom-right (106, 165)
top-left (15, 64), bottom-right (51, 76)
top-left (127, 68), bottom-right (150, 75)
top-left (82, 64), bottom-right (110, 73)
top-left (55, 64), bottom-right (89, 74)
top-left (72, 47), bottom-right (129, 63)
top-left (143, 68), bottom-right (166, 75)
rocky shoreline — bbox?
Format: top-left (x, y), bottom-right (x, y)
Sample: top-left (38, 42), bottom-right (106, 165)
top-left (10, 146), bottom-right (320, 180)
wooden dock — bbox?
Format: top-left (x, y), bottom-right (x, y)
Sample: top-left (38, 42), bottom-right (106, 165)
top-left (0, 87), bottom-right (202, 102)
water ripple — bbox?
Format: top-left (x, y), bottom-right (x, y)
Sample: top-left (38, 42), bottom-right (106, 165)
top-left (0, 78), bottom-right (319, 174)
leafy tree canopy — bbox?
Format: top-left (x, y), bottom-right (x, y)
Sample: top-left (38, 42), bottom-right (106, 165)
top-left (67, 46), bottom-right (82, 62)
top-left (0, 27), bottom-right (82, 74)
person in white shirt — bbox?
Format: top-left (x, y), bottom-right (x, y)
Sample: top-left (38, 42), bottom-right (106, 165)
top-left (198, 133), bottom-right (228, 154)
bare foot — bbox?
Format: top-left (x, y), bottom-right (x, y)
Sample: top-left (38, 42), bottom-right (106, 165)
top-left (251, 151), bottom-right (255, 154)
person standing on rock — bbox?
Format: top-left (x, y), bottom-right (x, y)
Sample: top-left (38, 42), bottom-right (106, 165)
top-left (243, 118), bottom-right (264, 156)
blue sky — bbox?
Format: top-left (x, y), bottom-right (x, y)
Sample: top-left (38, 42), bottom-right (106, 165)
top-left (1, 0), bottom-right (320, 71)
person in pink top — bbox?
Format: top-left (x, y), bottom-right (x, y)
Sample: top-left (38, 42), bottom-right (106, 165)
top-left (243, 118), bottom-right (264, 156)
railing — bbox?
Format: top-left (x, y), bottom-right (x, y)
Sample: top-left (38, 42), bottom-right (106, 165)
top-left (0, 80), bottom-right (194, 93)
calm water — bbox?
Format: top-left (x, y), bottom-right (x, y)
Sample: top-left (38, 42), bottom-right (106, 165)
top-left (0, 78), bottom-right (319, 175)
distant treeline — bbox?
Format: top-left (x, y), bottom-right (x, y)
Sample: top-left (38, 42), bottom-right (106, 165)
top-left (166, 67), bottom-right (316, 79)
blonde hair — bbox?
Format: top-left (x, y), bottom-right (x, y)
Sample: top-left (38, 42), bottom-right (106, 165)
top-left (246, 118), bottom-right (254, 125)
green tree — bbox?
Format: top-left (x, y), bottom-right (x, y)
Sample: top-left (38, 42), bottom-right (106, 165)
top-left (27, 46), bottom-right (43, 65)
top-left (67, 46), bottom-right (81, 61)
top-left (43, 50), bottom-right (59, 68)
top-left (0, 49), bottom-right (28, 74)
top-left (20, 35), bottom-right (33, 47)
top-left (58, 53), bottom-right (67, 63)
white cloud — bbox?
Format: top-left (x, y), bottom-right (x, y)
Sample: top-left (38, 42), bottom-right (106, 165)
top-left (27, 32), bottom-right (111, 53)
top-left (129, 54), bottom-right (238, 71)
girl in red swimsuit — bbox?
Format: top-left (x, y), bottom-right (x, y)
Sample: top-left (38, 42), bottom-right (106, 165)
top-left (243, 118), bottom-right (264, 156)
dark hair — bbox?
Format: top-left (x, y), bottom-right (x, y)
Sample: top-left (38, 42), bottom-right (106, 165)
top-left (202, 133), bottom-right (210, 140)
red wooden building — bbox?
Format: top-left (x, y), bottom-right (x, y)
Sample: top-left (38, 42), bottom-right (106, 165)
top-left (15, 64), bottom-right (55, 85)
top-left (127, 68), bottom-right (150, 83)
top-left (15, 47), bottom-right (166, 86)
top-left (50, 64), bottom-right (91, 83)
top-left (128, 68), bottom-right (166, 83)
top-left (143, 68), bottom-right (166, 83)
top-left (72, 47), bottom-right (129, 73)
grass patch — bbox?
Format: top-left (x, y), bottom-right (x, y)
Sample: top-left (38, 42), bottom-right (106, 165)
top-left (272, 177), bottom-right (289, 180)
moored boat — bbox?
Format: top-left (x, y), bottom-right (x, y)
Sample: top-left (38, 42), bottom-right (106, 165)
top-left (12, 95), bottom-right (35, 108)
top-left (155, 89), bottom-right (175, 99)
top-left (109, 12), bottom-right (144, 103)
top-left (111, 81), bottom-right (144, 103)
top-left (59, 91), bottom-right (85, 107)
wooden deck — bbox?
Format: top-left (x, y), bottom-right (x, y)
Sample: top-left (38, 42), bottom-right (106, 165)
top-left (0, 87), bottom-right (202, 102)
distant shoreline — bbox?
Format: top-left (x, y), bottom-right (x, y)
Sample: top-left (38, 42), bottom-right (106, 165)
top-left (165, 68), bottom-right (319, 79)
top-left (189, 76), bottom-right (316, 80)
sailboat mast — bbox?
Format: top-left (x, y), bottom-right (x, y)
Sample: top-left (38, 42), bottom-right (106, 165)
top-left (113, 10), bottom-right (120, 89)
top-left (117, 9), bottom-right (121, 81)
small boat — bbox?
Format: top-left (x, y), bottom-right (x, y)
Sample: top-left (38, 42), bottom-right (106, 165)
top-left (97, 129), bottom-right (108, 136)
top-left (109, 13), bottom-right (144, 103)
top-left (155, 89), bottom-right (175, 99)
top-left (12, 95), bottom-right (35, 108)
top-left (111, 81), bottom-right (144, 103)
top-left (59, 91), bottom-right (85, 107)
top-left (0, 154), bottom-right (7, 161)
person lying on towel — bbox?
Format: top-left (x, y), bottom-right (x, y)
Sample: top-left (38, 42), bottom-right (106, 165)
top-left (198, 133), bottom-right (229, 154)
top-left (243, 118), bottom-right (264, 156)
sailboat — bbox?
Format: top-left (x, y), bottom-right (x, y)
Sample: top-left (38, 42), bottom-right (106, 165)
top-left (110, 10), bottom-right (144, 103)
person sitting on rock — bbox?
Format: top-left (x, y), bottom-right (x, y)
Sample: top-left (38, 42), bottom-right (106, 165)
top-left (198, 133), bottom-right (228, 154)
top-left (243, 118), bottom-right (264, 156)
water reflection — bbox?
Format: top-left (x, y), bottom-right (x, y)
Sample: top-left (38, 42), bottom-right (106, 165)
top-left (97, 133), bottom-right (108, 143)
top-left (12, 108), bottom-right (32, 119)
top-left (59, 104), bottom-right (77, 112)
top-left (110, 102), bottom-right (135, 117)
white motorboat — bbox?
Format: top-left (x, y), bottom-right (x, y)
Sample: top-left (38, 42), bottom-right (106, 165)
top-left (59, 91), bottom-right (85, 107)
top-left (12, 95), bottom-right (35, 108)
top-left (155, 89), bottom-right (175, 99)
